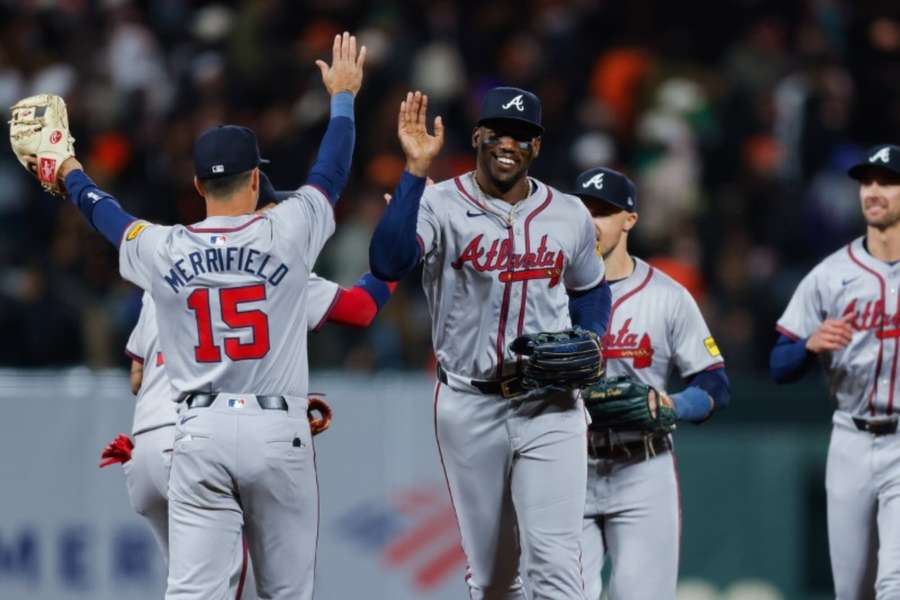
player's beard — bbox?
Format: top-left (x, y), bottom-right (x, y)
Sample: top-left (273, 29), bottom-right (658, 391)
top-left (477, 144), bottom-right (532, 194)
top-left (862, 196), bottom-right (900, 230)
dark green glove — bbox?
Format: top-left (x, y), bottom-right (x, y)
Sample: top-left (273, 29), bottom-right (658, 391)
top-left (583, 376), bottom-right (676, 434)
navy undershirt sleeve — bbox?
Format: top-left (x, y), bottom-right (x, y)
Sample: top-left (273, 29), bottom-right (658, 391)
top-left (567, 279), bottom-right (612, 337)
top-left (65, 170), bottom-right (136, 245)
top-left (368, 171), bottom-right (427, 280)
top-left (672, 367), bottom-right (731, 422)
top-left (306, 92), bottom-right (355, 204)
top-left (770, 334), bottom-right (816, 383)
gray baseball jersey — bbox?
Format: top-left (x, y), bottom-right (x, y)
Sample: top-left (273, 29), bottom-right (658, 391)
top-left (418, 172), bottom-right (604, 380)
top-left (125, 274), bottom-right (340, 435)
top-left (602, 257), bottom-right (723, 387)
top-left (419, 171), bottom-right (604, 600)
top-left (583, 257), bottom-right (724, 600)
top-left (777, 236), bottom-right (900, 416)
top-left (126, 292), bottom-right (177, 435)
top-left (118, 186), bottom-right (333, 396)
top-left (776, 235), bottom-right (900, 598)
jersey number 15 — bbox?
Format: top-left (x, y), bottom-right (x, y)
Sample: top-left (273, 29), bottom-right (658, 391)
top-left (187, 284), bottom-right (270, 362)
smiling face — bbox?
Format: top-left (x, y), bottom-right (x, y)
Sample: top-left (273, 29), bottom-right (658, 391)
top-left (857, 168), bottom-right (900, 230)
top-left (473, 121), bottom-right (541, 193)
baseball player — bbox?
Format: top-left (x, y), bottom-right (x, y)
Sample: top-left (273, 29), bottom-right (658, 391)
top-left (771, 144), bottom-right (900, 599)
top-left (24, 31), bottom-right (365, 600)
top-left (100, 171), bottom-right (396, 600)
top-left (369, 88), bottom-right (611, 599)
top-left (103, 262), bottom-right (396, 599)
top-left (574, 167), bottom-right (731, 599)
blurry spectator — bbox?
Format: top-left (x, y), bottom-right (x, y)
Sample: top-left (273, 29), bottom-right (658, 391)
top-left (0, 0), bottom-right (897, 377)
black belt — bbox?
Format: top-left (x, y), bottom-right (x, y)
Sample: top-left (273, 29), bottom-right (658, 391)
top-left (178, 392), bottom-right (288, 411)
top-left (436, 364), bottom-right (524, 398)
top-left (588, 435), bottom-right (671, 460)
top-left (853, 417), bottom-right (898, 436)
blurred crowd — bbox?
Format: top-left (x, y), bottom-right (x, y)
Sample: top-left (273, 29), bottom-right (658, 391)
top-left (0, 0), bottom-right (898, 375)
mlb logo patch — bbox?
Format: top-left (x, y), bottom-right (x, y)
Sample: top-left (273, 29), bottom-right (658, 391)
top-left (228, 398), bottom-right (246, 409)
top-left (211, 235), bottom-right (227, 246)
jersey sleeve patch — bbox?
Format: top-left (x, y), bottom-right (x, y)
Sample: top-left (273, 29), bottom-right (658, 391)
top-left (704, 336), bottom-right (721, 357)
top-left (125, 221), bottom-right (148, 241)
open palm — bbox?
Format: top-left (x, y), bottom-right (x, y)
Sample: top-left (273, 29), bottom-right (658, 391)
top-left (315, 31), bottom-right (366, 97)
top-left (398, 91), bottom-right (444, 177)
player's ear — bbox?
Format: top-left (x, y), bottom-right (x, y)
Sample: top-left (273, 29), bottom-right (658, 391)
top-left (472, 127), bottom-right (480, 149)
top-left (531, 136), bottom-right (541, 159)
top-left (250, 168), bottom-right (260, 192)
top-left (193, 176), bottom-right (205, 198)
top-left (623, 212), bottom-right (638, 232)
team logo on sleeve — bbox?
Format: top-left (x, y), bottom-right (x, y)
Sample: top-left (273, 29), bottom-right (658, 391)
top-left (451, 234), bottom-right (565, 287)
top-left (704, 337), bottom-right (721, 357)
top-left (125, 221), bottom-right (148, 241)
top-left (602, 318), bottom-right (654, 368)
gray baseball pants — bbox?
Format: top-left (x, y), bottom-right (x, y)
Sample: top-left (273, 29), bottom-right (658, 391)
top-left (827, 411), bottom-right (900, 600)
top-left (165, 395), bottom-right (316, 600)
top-left (124, 424), bottom-right (258, 598)
top-left (581, 445), bottom-right (679, 600)
top-left (433, 380), bottom-right (588, 600)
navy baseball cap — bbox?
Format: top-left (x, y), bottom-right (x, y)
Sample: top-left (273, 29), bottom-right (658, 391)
top-left (477, 86), bottom-right (543, 136)
top-left (193, 125), bottom-right (269, 180)
top-left (574, 167), bottom-right (637, 212)
top-left (848, 144), bottom-right (900, 180)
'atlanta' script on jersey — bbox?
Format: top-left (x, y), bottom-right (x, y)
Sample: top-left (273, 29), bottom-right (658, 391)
top-left (842, 299), bottom-right (900, 337)
top-left (450, 233), bottom-right (565, 287)
top-left (602, 317), bottom-right (654, 368)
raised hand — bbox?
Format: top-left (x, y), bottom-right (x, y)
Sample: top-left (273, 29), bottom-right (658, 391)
top-left (398, 91), bottom-right (444, 177)
top-left (315, 31), bottom-right (366, 97)
top-left (806, 313), bottom-right (855, 353)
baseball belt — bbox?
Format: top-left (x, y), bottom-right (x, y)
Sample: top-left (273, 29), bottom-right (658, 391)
top-left (436, 364), bottom-right (524, 398)
top-left (588, 433), bottom-right (671, 461)
top-left (178, 392), bottom-right (288, 411)
top-left (852, 416), bottom-right (898, 436)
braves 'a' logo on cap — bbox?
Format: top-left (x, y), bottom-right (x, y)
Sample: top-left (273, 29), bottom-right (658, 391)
top-left (501, 94), bottom-right (525, 112)
top-left (870, 147), bottom-right (892, 164)
top-left (582, 173), bottom-right (605, 190)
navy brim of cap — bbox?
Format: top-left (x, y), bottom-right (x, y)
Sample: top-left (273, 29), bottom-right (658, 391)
top-left (576, 193), bottom-right (634, 213)
top-left (477, 116), bottom-right (544, 136)
top-left (848, 162), bottom-right (900, 180)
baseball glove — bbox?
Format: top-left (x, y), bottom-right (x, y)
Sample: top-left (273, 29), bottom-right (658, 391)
top-left (9, 94), bottom-right (75, 196)
top-left (509, 327), bottom-right (603, 391)
top-left (307, 395), bottom-right (332, 436)
top-left (98, 434), bottom-right (134, 468)
top-left (583, 376), bottom-right (675, 434)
